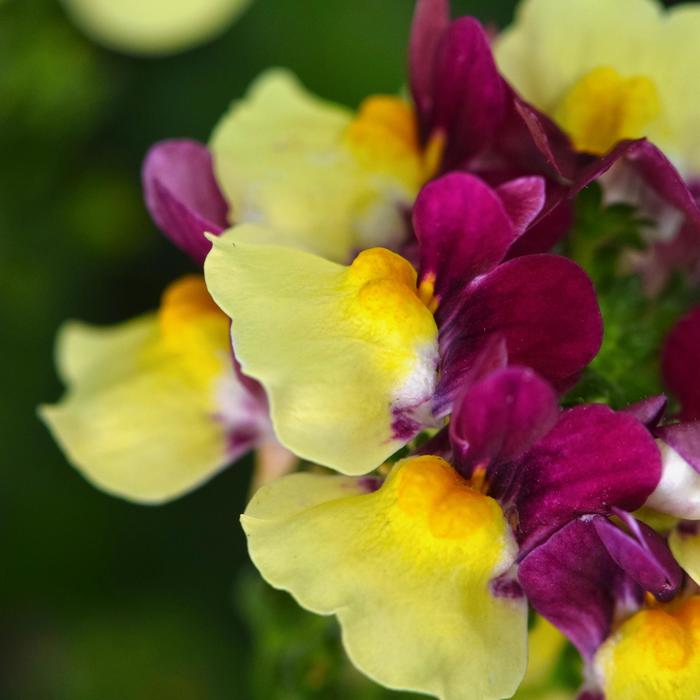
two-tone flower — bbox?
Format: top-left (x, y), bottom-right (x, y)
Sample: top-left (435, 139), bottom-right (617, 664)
top-left (241, 362), bottom-right (662, 699)
top-left (494, 0), bottom-right (700, 244)
top-left (204, 172), bottom-right (602, 474)
top-left (40, 275), bottom-right (278, 502)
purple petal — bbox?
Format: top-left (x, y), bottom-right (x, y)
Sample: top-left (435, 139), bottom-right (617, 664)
top-left (662, 306), bottom-right (700, 421)
top-left (449, 367), bottom-right (559, 478)
top-left (142, 140), bottom-right (229, 265)
top-left (656, 422), bottom-right (700, 474)
top-left (437, 254), bottom-right (602, 402)
top-left (626, 141), bottom-right (700, 235)
top-left (594, 511), bottom-right (683, 602)
top-left (408, 0), bottom-right (449, 139)
top-left (414, 173), bottom-right (516, 314)
top-left (519, 517), bottom-right (638, 659)
top-left (623, 395), bottom-right (668, 428)
top-left (495, 176), bottom-right (546, 238)
top-left (430, 18), bottom-right (507, 168)
top-left (513, 405), bottom-right (662, 553)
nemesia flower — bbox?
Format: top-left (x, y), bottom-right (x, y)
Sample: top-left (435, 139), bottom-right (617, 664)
top-left (61, 0), bottom-right (251, 56)
top-left (519, 511), bottom-right (698, 700)
top-left (40, 275), bottom-right (275, 503)
top-left (662, 306), bottom-right (700, 421)
top-left (494, 0), bottom-right (700, 243)
top-left (240, 365), bottom-right (661, 699)
top-left (145, 69), bottom-right (439, 266)
top-left (204, 172), bottom-right (602, 474)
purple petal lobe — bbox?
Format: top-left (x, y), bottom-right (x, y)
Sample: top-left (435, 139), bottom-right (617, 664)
top-left (593, 513), bottom-right (683, 602)
top-left (662, 306), bottom-right (700, 421)
top-left (414, 173), bottom-right (516, 312)
top-left (430, 18), bottom-right (507, 168)
top-left (626, 141), bottom-right (700, 235)
top-left (519, 517), bottom-right (635, 659)
top-left (623, 395), bottom-right (668, 428)
top-left (438, 254), bottom-right (602, 401)
top-left (142, 139), bottom-right (228, 264)
top-left (514, 405), bottom-right (662, 553)
top-left (495, 176), bottom-right (546, 238)
top-left (656, 422), bottom-right (700, 474)
top-left (450, 367), bottom-right (559, 478)
top-left (408, 0), bottom-right (449, 138)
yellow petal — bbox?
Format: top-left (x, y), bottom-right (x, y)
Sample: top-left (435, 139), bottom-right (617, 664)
top-left (40, 276), bottom-right (261, 503)
top-left (204, 230), bottom-right (439, 474)
top-left (669, 526), bottom-right (700, 586)
top-left (60, 0), bottom-right (250, 55)
top-left (242, 456), bottom-right (527, 700)
top-left (494, 0), bottom-right (700, 172)
top-left (594, 596), bottom-right (700, 700)
top-left (520, 616), bottom-right (568, 690)
top-left (210, 69), bottom-right (422, 262)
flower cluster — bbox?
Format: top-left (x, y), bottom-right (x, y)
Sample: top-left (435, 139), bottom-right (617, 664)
top-left (41, 0), bottom-right (700, 698)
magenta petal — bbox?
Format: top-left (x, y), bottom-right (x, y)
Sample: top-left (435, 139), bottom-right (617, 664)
top-left (430, 17), bottom-right (507, 168)
top-left (514, 405), bottom-right (662, 553)
top-left (450, 367), bottom-right (559, 477)
top-left (414, 173), bottom-right (515, 310)
top-left (594, 511), bottom-right (683, 602)
top-left (142, 139), bottom-right (229, 265)
top-left (438, 254), bottom-right (602, 400)
top-left (623, 394), bottom-right (668, 428)
top-left (495, 176), bottom-right (546, 238)
top-left (408, 0), bottom-right (449, 138)
top-left (656, 422), bottom-right (700, 474)
top-left (662, 306), bottom-right (700, 421)
top-left (519, 517), bottom-right (638, 659)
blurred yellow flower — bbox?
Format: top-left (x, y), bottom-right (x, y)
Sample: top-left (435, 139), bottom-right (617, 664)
top-left (60, 0), bottom-right (251, 55)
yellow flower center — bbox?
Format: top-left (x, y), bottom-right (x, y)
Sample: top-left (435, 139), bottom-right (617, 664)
top-left (345, 248), bottom-right (438, 351)
top-left (555, 66), bottom-right (661, 155)
top-left (156, 274), bottom-right (230, 384)
top-left (344, 95), bottom-right (442, 186)
top-left (396, 456), bottom-right (501, 540)
top-left (596, 596), bottom-right (700, 700)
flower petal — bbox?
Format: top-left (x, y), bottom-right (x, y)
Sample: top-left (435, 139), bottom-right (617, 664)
top-left (142, 139), bottom-right (228, 264)
top-left (594, 596), bottom-right (700, 700)
top-left (495, 176), bottom-right (547, 238)
top-left (622, 394), bottom-right (668, 428)
top-left (449, 367), bottom-right (559, 478)
top-left (408, 0), bottom-right (449, 137)
top-left (430, 18), bottom-right (507, 169)
top-left (669, 523), bottom-right (700, 586)
top-left (514, 405), bottom-right (662, 553)
top-left (61, 0), bottom-right (251, 55)
top-left (204, 231), bottom-right (439, 474)
top-left (437, 254), bottom-right (602, 403)
top-left (519, 517), bottom-right (638, 659)
top-left (242, 456), bottom-right (527, 700)
top-left (662, 306), bottom-right (700, 421)
top-left (593, 511), bottom-right (683, 602)
top-left (210, 70), bottom-right (417, 263)
top-left (40, 278), bottom-right (264, 503)
top-left (644, 438), bottom-right (700, 519)
top-left (413, 173), bottom-right (516, 314)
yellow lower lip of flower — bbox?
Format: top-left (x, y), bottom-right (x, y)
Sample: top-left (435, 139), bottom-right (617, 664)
top-left (204, 232), bottom-right (439, 474)
top-left (555, 65), bottom-right (661, 156)
top-left (242, 456), bottom-right (527, 699)
top-left (595, 596), bottom-right (700, 700)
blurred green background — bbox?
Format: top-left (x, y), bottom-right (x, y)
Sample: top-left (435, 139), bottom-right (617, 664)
top-left (0, 0), bottom-right (590, 697)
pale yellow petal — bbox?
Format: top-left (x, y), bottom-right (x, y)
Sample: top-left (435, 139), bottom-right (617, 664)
top-left (40, 278), bottom-right (259, 503)
top-left (669, 526), bottom-right (700, 586)
top-left (61, 0), bottom-right (250, 55)
top-left (242, 456), bottom-right (527, 700)
top-left (210, 69), bottom-right (418, 262)
top-left (204, 229), bottom-right (439, 475)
